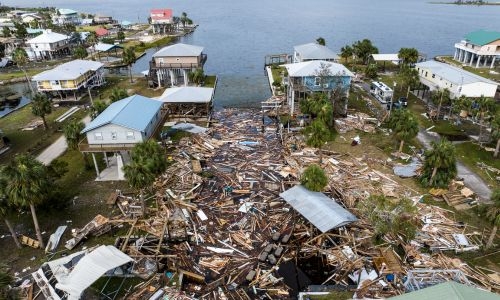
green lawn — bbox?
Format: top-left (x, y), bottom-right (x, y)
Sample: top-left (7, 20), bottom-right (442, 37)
top-left (204, 75), bottom-right (217, 88)
top-left (455, 141), bottom-right (500, 187)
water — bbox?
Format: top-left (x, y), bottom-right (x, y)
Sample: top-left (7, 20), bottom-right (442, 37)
top-left (0, 83), bottom-right (32, 118)
top-left (5, 0), bottom-right (500, 106)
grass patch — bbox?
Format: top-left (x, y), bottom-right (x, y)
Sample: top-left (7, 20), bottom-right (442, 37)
top-left (455, 141), bottom-right (500, 187)
top-left (98, 76), bottom-right (163, 101)
top-left (203, 75), bottom-right (217, 88)
top-left (123, 36), bottom-right (176, 53)
top-left (270, 65), bottom-right (285, 84)
top-left (347, 88), bottom-right (374, 116)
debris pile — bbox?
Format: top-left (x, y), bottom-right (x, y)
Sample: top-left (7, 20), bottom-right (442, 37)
top-left (27, 109), bottom-right (499, 298)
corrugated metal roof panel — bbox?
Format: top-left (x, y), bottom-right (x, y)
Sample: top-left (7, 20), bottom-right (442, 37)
top-left (81, 94), bottom-right (163, 133)
top-left (153, 43), bottom-right (204, 57)
top-left (284, 60), bottom-right (354, 77)
top-left (294, 43), bottom-right (339, 60)
top-left (158, 87), bottom-right (214, 103)
top-left (279, 185), bottom-right (357, 233)
top-left (32, 59), bottom-right (103, 81)
top-left (415, 60), bottom-right (497, 85)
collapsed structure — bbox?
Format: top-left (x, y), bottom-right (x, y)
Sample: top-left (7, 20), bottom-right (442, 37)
top-left (26, 109), bottom-right (499, 299)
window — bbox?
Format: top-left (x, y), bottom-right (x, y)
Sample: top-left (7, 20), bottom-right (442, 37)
top-left (314, 77), bottom-right (321, 86)
top-left (432, 74), bottom-right (435, 79)
top-left (126, 131), bottom-right (135, 140)
top-left (425, 72), bottom-right (428, 77)
top-left (94, 132), bottom-right (103, 140)
top-left (111, 132), bottom-right (117, 140)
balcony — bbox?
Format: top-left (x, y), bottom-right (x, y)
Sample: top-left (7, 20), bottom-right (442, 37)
top-left (455, 42), bottom-right (500, 56)
top-left (150, 54), bottom-right (207, 69)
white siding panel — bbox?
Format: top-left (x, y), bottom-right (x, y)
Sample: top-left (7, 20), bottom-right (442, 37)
top-left (86, 124), bottom-right (143, 145)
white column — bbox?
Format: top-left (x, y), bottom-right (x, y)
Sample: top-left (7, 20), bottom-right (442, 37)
top-left (183, 69), bottom-right (188, 86)
top-left (491, 56), bottom-right (496, 68)
top-left (157, 71), bottom-right (161, 88)
top-left (469, 53), bottom-right (474, 66)
top-left (290, 91), bottom-right (295, 115)
top-left (476, 55), bottom-right (481, 68)
top-left (454, 48), bottom-right (458, 60)
top-left (169, 70), bottom-right (175, 86)
top-left (92, 153), bottom-right (100, 179)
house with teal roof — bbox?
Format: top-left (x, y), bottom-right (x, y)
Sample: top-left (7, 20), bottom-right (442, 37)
top-left (454, 30), bottom-right (500, 68)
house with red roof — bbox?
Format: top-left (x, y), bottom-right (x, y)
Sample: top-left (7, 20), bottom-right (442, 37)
top-left (95, 27), bottom-right (109, 37)
top-left (150, 8), bottom-right (174, 34)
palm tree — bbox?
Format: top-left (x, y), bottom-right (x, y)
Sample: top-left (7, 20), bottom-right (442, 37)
top-left (73, 45), bottom-right (88, 59)
top-left (0, 269), bottom-right (13, 298)
top-left (0, 178), bottom-right (21, 248)
top-left (491, 114), bottom-right (500, 158)
top-left (3, 154), bottom-right (51, 248)
top-left (431, 88), bottom-right (450, 121)
top-left (90, 100), bottom-right (109, 119)
top-left (86, 31), bottom-right (98, 59)
top-left (301, 164), bottom-right (328, 192)
top-left (316, 37), bottom-right (326, 46)
top-left (63, 120), bottom-right (85, 150)
top-left (180, 12), bottom-right (188, 28)
top-left (122, 47), bottom-right (136, 83)
top-left (109, 88), bottom-right (128, 102)
top-left (486, 189), bottom-right (500, 249)
top-left (473, 96), bottom-right (496, 145)
top-left (420, 139), bottom-right (457, 188)
top-left (123, 140), bottom-right (167, 214)
top-left (399, 65), bottom-right (419, 98)
top-left (12, 48), bottom-right (34, 94)
top-left (304, 119), bottom-right (333, 163)
top-left (387, 109), bottom-right (419, 152)
top-left (398, 47), bottom-right (419, 66)
top-left (31, 93), bottom-right (52, 130)
top-left (340, 45), bottom-right (353, 65)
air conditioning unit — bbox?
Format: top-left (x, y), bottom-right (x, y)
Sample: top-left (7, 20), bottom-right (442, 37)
top-left (323, 84), bottom-right (328, 88)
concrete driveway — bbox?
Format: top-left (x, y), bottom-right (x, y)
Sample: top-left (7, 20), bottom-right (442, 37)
top-left (36, 116), bottom-right (91, 166)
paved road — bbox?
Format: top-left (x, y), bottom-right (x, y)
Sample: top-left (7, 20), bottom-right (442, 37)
top-left (36, 116), bottom-right (91, 166)
top-left (417, 129), bottom-right (492, 202)
top-left (355, 82), bottom-right (493, 202)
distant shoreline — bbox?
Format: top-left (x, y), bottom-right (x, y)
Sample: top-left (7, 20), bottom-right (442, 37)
top-left (429, 1), bottom-right (500, 5)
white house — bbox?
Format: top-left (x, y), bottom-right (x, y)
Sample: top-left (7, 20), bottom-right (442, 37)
top-left (26, 30), bottom-right (70, 60)
top-left (454, 30), bottom-right (500, 69)
top-left (32, 59), bottom-right (105, 100)
top-left (149, 43), bottom-right (207, 87)
top-left (80, 95), bottom-right (166, 178)
top-left (293, 43), bottom-right (339, 63)
top-left (52, 8), bottom-right (81, 25)
top-left (415, 60), bottom-right (498, 98)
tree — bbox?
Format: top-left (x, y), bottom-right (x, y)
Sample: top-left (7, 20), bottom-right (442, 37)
top-left (124, 140), bottom-right (167, 213)
top-left (491, 114), bottom-right (500, 158)
top-left (352, 39), bottom-right (378, 65)
top-left (357, 195), bottom-right (418, 242)
top-left (0, 179), bottom-right (21, 248)
top-left (117, 30), bottom-right (125, 42)
top-left (188, 68), bottom-right (205, 85)
top-left (364, 63), bottom-right (378, 79)
top-left (31, 93), bottom-right (52, 130)
top-left (0, 268), bottom-right (14, 299)
top-left (430, 88), bottom-right (450, 120)
top-left (86, 31), bottom-right (98, 58)
top-left (387, 109), bottom-right (419, 152)
top-left (399, 65), bottom-right (419, 98)
top-left (420, 139), bottom-right (457, 188)
top-left (12, 48), bottom-right (34, 94)
top-left (109, 87), bottom-right (128, 102)
top-left (180, 12), bottom-right (188, 28)
top-left (340, 45), bottom-right (353, 65)
top-left (63, 120), bottom-right (85, 150)
top-left (13, 22), bottom-right (27, 39)
top-left (70, 32), bottom-right (82, 45)
top-left (304, 119), bottom-right (333, 163)
top-left (2, 26), bottom-right (10, 37)
top-left (90, 100), bottom-right (109, 119)
top-left (316, 37), bottom-right (326, 46)
top-left (301, 164), bottom-right (328, 191)
top-left (73, 45), bottom-right (88, 59)
top-left (486, 189), bottom-right (500, 249)
top-left (122, 47), bottom-right (136, 83)
top-left (472, 96), bottom-right (496, 145)
top-left (398, 47), bottom-right (419, 66)
top-left (2, 154), bottom-right (52, 248)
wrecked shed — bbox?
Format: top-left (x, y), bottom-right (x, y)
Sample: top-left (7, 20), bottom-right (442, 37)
top-left (279, 185), bottom-right (358, 233)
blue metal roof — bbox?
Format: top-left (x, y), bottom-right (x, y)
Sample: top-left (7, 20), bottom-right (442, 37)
top-left (81, 95), bottom-right (163, 134)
